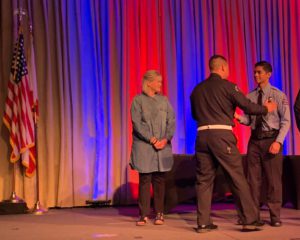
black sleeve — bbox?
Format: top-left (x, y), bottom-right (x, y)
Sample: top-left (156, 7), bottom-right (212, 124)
top-left (294, 90), bottom-right (300, 131)
top-left (190, 94), bottom-right (196, 120)
top-left (230, 85), bottom-right (268, 115)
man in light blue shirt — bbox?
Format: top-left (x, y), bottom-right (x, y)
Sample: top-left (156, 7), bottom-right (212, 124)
top-left (235, 61), bottom-right (290, 227)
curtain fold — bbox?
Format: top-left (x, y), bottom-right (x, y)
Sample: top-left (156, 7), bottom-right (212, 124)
top-left (0, 0), bottom-right (299, 207)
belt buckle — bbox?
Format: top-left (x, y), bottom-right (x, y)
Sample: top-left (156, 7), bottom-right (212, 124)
top-left (255, 131), bottom-right (263, 139)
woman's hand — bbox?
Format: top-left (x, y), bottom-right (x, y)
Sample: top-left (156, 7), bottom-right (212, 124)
top-left (150, 137), bottom-right (158, 145)
top-left (154, 138), bottom-right (168, 150)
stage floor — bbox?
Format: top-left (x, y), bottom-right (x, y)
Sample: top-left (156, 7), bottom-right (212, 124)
top-left (0, 203), bottom-right (299, 240)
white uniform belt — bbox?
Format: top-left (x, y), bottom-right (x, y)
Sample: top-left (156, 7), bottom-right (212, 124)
top-left (197, 125), bottom-right (232, 131)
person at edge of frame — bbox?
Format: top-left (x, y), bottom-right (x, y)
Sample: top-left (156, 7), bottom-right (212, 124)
top-left (294, 89), bottom-right (300, 132)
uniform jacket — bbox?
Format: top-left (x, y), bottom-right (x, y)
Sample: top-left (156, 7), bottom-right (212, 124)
top-left (190, 73), bottom-right (267, 126)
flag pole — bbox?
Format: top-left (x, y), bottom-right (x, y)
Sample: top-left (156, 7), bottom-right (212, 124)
top-left (31, 105), bottom-right (47, 215)
top-left (5, 8), bottom-right (27, 205)
top-left (1, 7), bottom-right (27, 207)
top-left (26, 20), bottom-right (47, 214)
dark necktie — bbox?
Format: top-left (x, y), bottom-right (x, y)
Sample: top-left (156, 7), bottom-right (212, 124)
top-left (255, 90), bottom-right (263, 130)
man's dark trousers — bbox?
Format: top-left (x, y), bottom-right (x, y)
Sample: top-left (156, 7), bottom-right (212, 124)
top-left (195, 129), bottom-right (258, 226)
top-left (246, 136), bottom-right (283, 222)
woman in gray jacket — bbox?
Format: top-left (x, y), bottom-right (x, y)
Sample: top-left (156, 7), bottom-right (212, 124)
top-left (130, 70), bottom-right (175, 226)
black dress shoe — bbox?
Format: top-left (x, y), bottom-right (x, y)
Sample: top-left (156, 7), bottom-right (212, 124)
top-left (238, 219), bottom-right (264, 226)
top-left (271, 221), bottom-right (282, 227)
top-left (196, 224), bottom-right (218, 233)
top-left (256, 220), bottom-right (265, 227)
top-left (242, 221), bottom-right (263, 232)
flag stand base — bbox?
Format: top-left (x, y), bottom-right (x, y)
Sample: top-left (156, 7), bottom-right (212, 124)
top-left (30, 201), bottom-right (48, 215)
top-left (85, 199), bottom-right (111, 207)
top-left (7, 191), bottom-right (25, 203)
top-left (0, 192), bottom-right (28, 215)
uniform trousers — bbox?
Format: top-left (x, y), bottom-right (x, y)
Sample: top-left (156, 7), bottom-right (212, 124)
top-left (195, 130), bottom-right (258, 226)
top-left (246, 136), bottom-right (283, 222)
top-left (138, 172), bottom-right (166, 217)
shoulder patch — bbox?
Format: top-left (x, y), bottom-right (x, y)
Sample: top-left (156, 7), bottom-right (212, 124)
top-left (282, 95), bottom-right (289, 105)
top-left (282, 99), bottom-right (289, 105)
top-left (270, 86), bottom-right (288, 105)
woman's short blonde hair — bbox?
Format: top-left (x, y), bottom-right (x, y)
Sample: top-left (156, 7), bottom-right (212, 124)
top-left (142, 70), bottom-right (161, 94)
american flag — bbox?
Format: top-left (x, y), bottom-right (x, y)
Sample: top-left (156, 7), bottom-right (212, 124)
top-left (3, 33), bottom-right (36, 177)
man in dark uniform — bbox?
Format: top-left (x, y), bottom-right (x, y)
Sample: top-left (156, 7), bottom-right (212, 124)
top-left (236, 61), bottom-right (290, 227)
top-left (294, 90), bottom-right (300, 131)
top-left (190, 55), bottom-right (277, 233)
